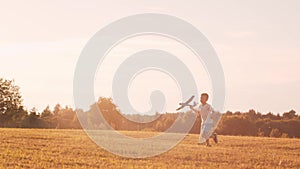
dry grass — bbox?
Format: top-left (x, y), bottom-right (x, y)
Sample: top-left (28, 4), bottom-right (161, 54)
top-left (0, 128), bottom-right (299, 169)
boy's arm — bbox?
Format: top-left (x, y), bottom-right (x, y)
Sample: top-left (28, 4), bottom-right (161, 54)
top-left (189, 105), bottom-right (197, 112)
top-left (189, 106), bottom-right (200, 117)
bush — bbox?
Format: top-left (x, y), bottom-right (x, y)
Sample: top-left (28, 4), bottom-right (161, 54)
top-left (270, 128), bottom-right (281, 138)
top-left (281, 133), bottom-right (289, 138)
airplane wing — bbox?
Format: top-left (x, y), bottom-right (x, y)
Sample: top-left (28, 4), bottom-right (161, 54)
top-left (176, 95), bottom-right (195, 111)
top-left (184, 95), bottom-right (195, 104)
top-left (176, 105), bottom-right (185, 111)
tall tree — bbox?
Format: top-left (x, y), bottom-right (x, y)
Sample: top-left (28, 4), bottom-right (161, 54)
top-left (0, 78), bottom-right (23, 114)
top-left (0, 78), bottom-right (25, 127)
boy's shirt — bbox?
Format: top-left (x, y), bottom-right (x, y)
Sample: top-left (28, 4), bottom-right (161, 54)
top-left (198, 103), bottom-right (213, 124)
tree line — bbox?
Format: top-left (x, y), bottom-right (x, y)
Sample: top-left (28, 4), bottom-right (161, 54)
top-left (1, 78), bottom-right (299, 138)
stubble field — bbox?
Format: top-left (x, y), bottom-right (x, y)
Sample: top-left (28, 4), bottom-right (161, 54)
top-left (0, 128), bottom-right (299, 168)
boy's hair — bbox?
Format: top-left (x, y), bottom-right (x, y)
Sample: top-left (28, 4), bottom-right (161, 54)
top-left (201, 93), bottom-right (209, 99)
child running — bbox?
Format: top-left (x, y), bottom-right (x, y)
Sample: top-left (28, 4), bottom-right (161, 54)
top-left (190, 93), bottom-right (218, 146)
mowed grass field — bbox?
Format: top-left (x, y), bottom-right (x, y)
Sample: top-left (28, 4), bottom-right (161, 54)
top-left (0, 128), bottom-right (299, 169)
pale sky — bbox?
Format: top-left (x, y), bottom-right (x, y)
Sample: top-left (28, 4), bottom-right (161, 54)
top-left (0, 0), bottom-right (299, 114)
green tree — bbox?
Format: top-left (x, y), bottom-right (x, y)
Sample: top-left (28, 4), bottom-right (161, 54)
top-left (53, 103), bottom-right (62, 115)
top-left (29, 107), bottom-right (40, 127)
top-left (0, 78), bottom-right (26, 127)
top-left (283, 110), bottom-right (297, 120)
top-left (41, 105), bottom-right (52, 118)
top-left (0, 78), bottom-right (23, 114)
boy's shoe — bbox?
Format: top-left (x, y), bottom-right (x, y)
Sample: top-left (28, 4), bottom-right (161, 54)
top-left (212, 133), bottom-right (218, 144)
top-left (205, 139), bottom-right (211, 147)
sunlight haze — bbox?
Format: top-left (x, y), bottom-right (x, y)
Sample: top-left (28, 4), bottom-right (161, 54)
top-left (1, 0), bottom-right (299, 114)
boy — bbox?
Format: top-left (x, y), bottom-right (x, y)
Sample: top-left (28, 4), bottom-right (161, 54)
top-left (190, 93), bottom-right (218, 146)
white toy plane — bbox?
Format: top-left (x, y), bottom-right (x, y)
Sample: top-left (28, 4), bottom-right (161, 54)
top-left (176, 95), bottom-right (198, 111)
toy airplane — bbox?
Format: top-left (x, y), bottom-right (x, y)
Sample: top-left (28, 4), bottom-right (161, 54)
top-left (176, 95), bottom-right (198, 111)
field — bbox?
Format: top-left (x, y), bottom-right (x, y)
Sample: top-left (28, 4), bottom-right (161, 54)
top-left (0, 128), bottom-right (299, 169)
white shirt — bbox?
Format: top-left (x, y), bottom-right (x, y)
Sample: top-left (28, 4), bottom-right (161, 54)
top-left (198, 103), bottom-right (213, 124)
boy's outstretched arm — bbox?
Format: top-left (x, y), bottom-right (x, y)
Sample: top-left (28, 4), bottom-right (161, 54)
top-left (189, 105), bottom-right (200, 117)
top-left (189, 105), bottom-right (197, 112)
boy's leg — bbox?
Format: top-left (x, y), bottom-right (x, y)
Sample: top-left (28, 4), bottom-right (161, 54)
top-left (206, 139), bottom-right (211, 147)
top-left (203, 131), bottom-right (211, 146)
top-left (212, 132), bottom-right (218, 144)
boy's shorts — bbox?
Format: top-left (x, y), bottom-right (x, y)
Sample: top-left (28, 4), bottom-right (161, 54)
top-left (201, 123), bottom-right (213, 139)
top-left (199, 111), bottom-right (222, 143)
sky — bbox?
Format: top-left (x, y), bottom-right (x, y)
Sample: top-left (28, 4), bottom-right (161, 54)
top-left (0, 0), bottom-right (299, 114)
